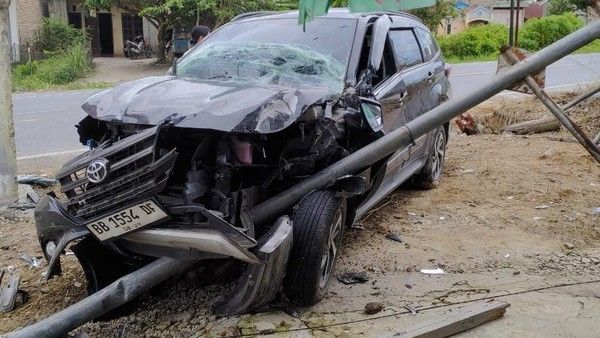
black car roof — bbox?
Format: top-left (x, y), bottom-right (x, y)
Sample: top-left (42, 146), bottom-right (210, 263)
top-left (232, 8), bottom-right (428, 30)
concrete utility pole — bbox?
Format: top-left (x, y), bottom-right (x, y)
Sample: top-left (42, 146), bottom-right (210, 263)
top-left (0, 0), bottom-right (18, 209)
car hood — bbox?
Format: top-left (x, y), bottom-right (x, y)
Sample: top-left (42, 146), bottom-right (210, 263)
top-left (82, 76), bottom-right (336, 134)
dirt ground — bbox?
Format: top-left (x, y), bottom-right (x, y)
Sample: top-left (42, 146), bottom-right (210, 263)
top-left (81, 57), bottom-right (170, 86)
top-left (2, 94), bottom-right (600, 337)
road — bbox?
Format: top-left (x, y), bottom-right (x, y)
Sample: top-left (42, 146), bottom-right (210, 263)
top-left (12, 53), bottom-right (600, 162)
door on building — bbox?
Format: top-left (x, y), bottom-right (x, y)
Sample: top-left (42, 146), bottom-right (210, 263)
top-left (122, 14), bottom-right (144, 44)
top-left (98, 13), bottom-right (114, 56)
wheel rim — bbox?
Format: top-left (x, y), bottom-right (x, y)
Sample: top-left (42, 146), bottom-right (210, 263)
top-left (319, 209), bottom-right (343, 289)
top-left (431, 131), bottom-right (446, 181)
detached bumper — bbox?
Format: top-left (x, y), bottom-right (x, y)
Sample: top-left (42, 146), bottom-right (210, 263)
top-left (35, 196), bottom-right (293, 298)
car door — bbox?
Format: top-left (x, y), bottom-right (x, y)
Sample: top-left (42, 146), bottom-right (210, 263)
top-left (411, 27), bottom-right (447, 159)
top-left (374, 28), bottom-right (426, 175)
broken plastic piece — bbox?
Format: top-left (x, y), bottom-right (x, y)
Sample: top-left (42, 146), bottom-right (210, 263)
top-left (17, 175), bottom-right (57, 188)
top-left (420, 268), bottom-right (446, 275)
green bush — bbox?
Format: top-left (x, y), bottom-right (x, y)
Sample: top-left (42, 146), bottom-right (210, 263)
top-left (519, 12), bottom-right (583, 51)
top-left (12, 44), bottom-right (93, 91)
top-left (31, 17), bottom-right (86, 55)
top-left (438, 23), bottom-right (508, 59)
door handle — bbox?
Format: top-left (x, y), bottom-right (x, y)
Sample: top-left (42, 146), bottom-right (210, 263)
top-left (399, 90), bottom-right (408, 102)
top-left (427, 71), bottom-right (434, 78)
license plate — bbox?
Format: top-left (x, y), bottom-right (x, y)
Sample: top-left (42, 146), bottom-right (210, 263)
top-left (86, 200), bottom-right (168, 241)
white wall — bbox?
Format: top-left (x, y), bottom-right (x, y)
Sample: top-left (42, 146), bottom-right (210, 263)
top-left (8, 0), bottom-right (19, 62)
top-left (142, 18), bottom-right (158, 51)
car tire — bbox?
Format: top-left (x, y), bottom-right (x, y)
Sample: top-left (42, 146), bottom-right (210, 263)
top-left (284, 190), bottom-right (346, 305)
top-left (412, 127), bottom-right (447, 189)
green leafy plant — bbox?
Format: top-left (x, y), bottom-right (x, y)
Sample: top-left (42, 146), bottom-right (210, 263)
top-left (438, 23), bottom-right (508, 59)
top-left (31, 17), bottom-right (86, 56)
top-left (519, 12), bottom-right (583, 51)
top-left (12, 44), bottom-right (94, 91)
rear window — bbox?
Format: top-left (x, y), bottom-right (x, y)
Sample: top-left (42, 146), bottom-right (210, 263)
top-left (388, 29), bottom-right (423, 70)
top-left (415, 28), bottom-right (439, 62)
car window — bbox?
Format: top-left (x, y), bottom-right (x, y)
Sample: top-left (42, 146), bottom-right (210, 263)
top-left (415, 28), bottom-right (439, 62)
top-left (388, 29), bottom-right (423, 70)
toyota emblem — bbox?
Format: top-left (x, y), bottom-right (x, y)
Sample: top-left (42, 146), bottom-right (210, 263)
top-left (86, 159), bottom-right (109, 184)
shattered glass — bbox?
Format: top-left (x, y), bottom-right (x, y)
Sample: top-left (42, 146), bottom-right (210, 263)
top-left (177, 42), bottom-right (347, 93)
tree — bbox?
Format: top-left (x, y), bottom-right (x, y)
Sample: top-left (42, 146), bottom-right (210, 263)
top-left (409, 0), bottom-right (456, 34)
top-left (548, 0), bottom-right (575, 15)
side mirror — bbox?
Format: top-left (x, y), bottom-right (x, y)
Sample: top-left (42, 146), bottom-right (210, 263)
top-left (369, 15), bottom-right (391, 73)
top-left (360, 98), bottom-right (383, 133)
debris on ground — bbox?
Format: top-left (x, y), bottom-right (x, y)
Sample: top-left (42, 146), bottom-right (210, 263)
top-left (19, 255), bottom-right (42, 269)
top-left (17, 175), bottom-right (57, 188)
top-left (564, 242), bottom-right (576, 250)
top-left (364, 302), bottom-right (384, 315)
top-left (420, 268), bottom-right (446, 275)
top-left (26, 191), bottom-right (40, 205)
top-left (404, 304), bottom-right (418, 316)
top-left (337, 271), bottom-right (370, 285)
top-left (462, 92), bottom-right (600, 136)
top-left (0, 268), bottom-right (22, 313)
top-left (455, 113), bottom-right (480, 135)
top-left (385, 232), bottom-right (403, 243)
top-left (395, 300), bottom-right (510, 337)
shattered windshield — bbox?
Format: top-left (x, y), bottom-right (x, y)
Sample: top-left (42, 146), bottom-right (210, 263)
top-left (176, 18), bottom-right (356, 93)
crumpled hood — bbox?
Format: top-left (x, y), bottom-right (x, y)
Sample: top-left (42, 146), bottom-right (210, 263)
top-left (82, 76), bottom-right (335, 133)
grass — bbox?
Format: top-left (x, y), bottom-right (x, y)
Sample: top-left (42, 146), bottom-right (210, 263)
top-left (11, 44), bottom-right (110, 92)
top-left (444, 39), bottom-right (600, 64)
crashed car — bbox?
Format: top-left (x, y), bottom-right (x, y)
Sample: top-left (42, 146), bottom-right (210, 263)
top-left (36, 9), bottom-right (451, 313)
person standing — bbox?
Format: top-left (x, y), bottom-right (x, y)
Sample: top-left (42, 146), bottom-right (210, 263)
top-left (189, 25), bottom-right (211, 49)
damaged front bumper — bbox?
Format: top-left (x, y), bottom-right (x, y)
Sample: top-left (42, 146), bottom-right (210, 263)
top-left (35, 195), bottom-right (293, 314)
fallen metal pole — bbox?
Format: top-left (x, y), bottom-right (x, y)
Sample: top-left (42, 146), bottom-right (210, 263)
top-left (7, 258), bottom-right (194, 338)
top-left (250, 21), bottom-right (600, 225)
top-left (504, 50), bottom-right (600, 163)
top-left (561, 81), bottom-right (600, 111)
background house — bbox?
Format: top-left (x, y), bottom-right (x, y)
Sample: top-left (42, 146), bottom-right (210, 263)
top-left (55, 0), bottom-right (158, 57)
top-left (8, 0), bottom-right (158, 60)
top-left (439, 0), bottom-right (536, 35)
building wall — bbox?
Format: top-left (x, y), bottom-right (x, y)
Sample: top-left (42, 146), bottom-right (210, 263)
top-left (15, 0), bottom-right (44, 49)
top-left (492, 8), bottom-right (526, 26)
top-left (111, 5), bottom-right (124, 56)
top-left (47, 0), bottom-right (67, 21)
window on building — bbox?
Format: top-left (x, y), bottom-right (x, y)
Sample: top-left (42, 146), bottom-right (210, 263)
top-left (122, 14), bottom-right (144, 43)
top-left (388, 29), bottom-right (423, 70)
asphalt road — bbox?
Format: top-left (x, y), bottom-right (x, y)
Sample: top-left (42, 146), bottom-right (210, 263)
top-left (12, 53), bottom-right (600, 161)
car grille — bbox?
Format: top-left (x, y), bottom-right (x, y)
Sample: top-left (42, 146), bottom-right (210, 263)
top-left (57, 126), bottom-right (178, 220)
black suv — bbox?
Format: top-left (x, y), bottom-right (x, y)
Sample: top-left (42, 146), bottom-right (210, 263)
top-left (36, 9), bottom-right (451, 314)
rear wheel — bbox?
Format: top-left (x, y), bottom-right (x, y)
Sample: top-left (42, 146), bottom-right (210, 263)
top-left (412, 127), bottom-right (447, 189)
top-left (284, 191), bottom-right (346, 305)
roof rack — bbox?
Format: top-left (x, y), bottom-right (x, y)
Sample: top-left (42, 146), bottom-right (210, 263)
top-left (232, 11), bottom-right (280, 22)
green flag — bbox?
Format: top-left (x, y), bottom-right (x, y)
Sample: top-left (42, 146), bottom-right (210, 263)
top-left (298, 0), bottom-right (436, 25)
top-left (349, 0), bottom-right (436, 12)
top-left (298, 0), bottom-right (333, 25)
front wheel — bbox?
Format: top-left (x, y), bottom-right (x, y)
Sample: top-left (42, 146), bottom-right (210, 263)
top-left (284, 191), bottom-right (346, 305)
top-left (412, 127), bottom-right (447, 189)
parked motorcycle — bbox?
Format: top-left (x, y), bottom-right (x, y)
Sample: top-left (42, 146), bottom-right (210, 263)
top-left (124, 35), bottom-right (153, 59)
